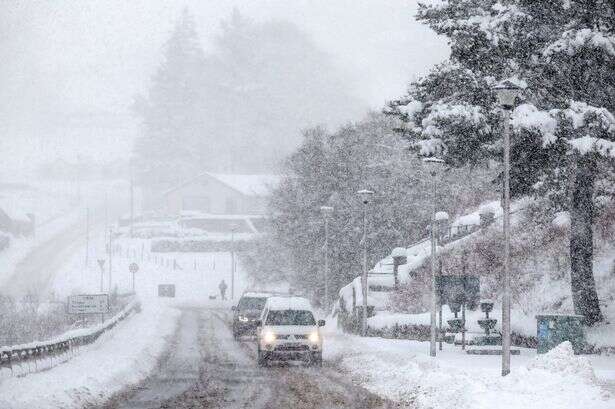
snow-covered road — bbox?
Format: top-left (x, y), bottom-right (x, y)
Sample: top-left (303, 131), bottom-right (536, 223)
top-left (1, 214), bottom-right (87, 297)
top-left (98, 307), bottom-right (396, 409)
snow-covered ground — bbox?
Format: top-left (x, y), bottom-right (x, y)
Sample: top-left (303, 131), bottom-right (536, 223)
top-left (323, 324), bottom-right (615, 409)
top-left (0, 211), bottom-right (81, 288)
top-left (0, 299), bottom-right (180, 409)
top-left (0, 179), bottom-right (123, 289)
top-left (0, 226), bottom-right (255, 407)
top-left (50, 233), bottom-right (253, 305)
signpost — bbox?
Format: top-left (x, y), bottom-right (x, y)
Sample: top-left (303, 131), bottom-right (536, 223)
top-left (129, 262), bottom-right (139, 293)
top-left (97, 259), bottom-right (106, 292)
top-left (68, 294), bottom-right (109, 324)
top-left (158, 284), bottom-right (176, 298)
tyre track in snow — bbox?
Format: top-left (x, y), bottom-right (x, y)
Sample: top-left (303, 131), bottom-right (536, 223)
top-left (161, 308), bottom-right (401, 409)
top-left (96, 307), bottom-right (404, 408)
top-left (97, 308), bottom-right (203, 409)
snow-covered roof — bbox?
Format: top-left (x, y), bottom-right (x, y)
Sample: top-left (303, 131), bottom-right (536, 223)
top-left (163, 172), bottom-right (281, 197)
top-left (266, 296), bottom-right (313, 311)
top-left (206, 173), bottom-right (281, 196)
top-left (242, 291), bottom-right (275, 298)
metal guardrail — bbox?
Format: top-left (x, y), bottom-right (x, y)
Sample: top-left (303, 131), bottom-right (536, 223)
top-left (0, 300), bottom-right (141, 376)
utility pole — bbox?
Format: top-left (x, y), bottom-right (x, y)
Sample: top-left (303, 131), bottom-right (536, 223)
top-left (357, 189), bottom-right (373, 337)
top-left (493, 79), bottom-right (523, 376)
top-left (108, 228), bottom-right (113, 295)
top-left (104, 189), bottom-right (109, 244)
top-left (320, 206), bottom-right (334, 311)
top-left (85, 207), bottom-right (90, 268)
top-left (130, 163), bottom-right (134, 238)
top-left (502, 107), bottom-right (512, 376)
top-left (423, 157), bottom-right (445, 357)
top-left (231, 225), bottom-right (236, 300)
top-left (430, 173), bottom-right (438, 357)
top-left (97, 259), bottom-right (105, 293)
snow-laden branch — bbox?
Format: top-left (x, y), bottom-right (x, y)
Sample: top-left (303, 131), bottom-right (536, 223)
top-left (511, 101), bottom-right (615, 156)
top-left (569, 136), bottom-right (615, 158)
top-left (511, 103), bottom-right (558, 145)
top-left (419, 1), bottom-right (532, 46)
top-left (561, 101), bottom-right (615, 133)
top-left (421, 102), bottom-right (490, 137)
top-left (414, 138), bottom-right (446, 157)
top-left (543, 28), bottom-right (615, 58)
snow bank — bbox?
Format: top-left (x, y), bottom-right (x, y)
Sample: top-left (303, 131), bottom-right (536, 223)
top-left (0, 301), bottom-right (181, 409)
top-left (324, 332), bottom-right (615, 409)
top-left (528, 341), bottom-right (595, 381)
top-left (367, 305), bottom-right (538, 337)
top-left (0, 300), bottom-right (139, 353)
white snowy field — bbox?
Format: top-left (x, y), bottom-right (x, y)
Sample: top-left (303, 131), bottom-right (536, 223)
top-left (0, 230), bottom-right (254, 407)
top-left (0, 299), bottom-right (180, 409)
top-left (50, 233), bottom-right (253, 305)
top-left (0, 179), bottom-right (126, 290)
top-left (0, 211), bottom-right (81, 288)
top-left (323, 325), bottom-right (615, 409)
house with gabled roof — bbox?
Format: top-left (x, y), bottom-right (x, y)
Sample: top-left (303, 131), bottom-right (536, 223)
top-left (143, 172), bottom-right (281, 216)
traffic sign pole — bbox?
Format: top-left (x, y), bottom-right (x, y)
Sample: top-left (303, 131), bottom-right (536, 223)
top-left (97, 259), bottom-right (106, 293)
top-left (129, 263), bottom-right (139, 293)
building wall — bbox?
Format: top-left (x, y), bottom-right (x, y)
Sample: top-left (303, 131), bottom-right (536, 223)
top-left (164, 175), bottom-right (267, 215)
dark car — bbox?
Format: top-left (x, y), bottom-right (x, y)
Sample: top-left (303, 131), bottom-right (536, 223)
top-left (232, 292), bottom-right (270, 339)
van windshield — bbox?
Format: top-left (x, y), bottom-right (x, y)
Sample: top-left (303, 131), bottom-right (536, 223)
top-left (265, 310), bottom-right (316, 326)
top-left (238, 297), bottom-right (267, 311)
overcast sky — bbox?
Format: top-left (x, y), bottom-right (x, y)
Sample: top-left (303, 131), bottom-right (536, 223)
top-left (0, 0), bottom-right (449, 175)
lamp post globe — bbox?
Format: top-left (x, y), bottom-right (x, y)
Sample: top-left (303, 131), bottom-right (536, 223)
top-left (493, 79), bottom-right (524, 110)
top-left (357, 189), bottom-right (374, 204)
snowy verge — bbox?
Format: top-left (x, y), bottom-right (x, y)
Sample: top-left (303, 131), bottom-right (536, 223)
top-left (0, 210), bottom-right (80, 287)
top-left (324, 328), bottom-right (615, 409)
top-left (0, 300), bottom-right (181, 409)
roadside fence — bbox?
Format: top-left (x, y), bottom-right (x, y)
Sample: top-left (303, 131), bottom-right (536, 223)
top-left (0, 300), bottom-right (141, 377)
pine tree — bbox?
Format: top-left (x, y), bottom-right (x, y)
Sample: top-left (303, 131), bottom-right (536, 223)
top-left (255, 114), bottom-right (497, 303)
top-left (133, 8), bottom-right (208, 186)
top-left (388, 0), bottom-right (614, 325)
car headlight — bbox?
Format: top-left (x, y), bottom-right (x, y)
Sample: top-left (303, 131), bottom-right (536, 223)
top-left (263, 331), bottom-right (276, 343)
top-left (309, 331), bottom-right (319, 343)
top-left (238, 316), bottom-right (249, 322)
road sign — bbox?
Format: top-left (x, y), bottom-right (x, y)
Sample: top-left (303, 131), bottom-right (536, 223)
top-left (158, 284), bottom-right (176, 298)
top-left (68, 294), bottom-right (109, 314)
top-left (97, 259), bottom-right (106, 269)
top-left (129, 262), bottom-right (139, 273)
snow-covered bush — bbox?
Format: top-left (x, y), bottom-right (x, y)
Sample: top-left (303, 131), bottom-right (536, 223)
top-left (390, 198), bottom-right (615, 328)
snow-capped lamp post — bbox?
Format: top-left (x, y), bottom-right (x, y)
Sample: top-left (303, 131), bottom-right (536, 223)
top-left (422, 156), bottom-right (445, 357)
top-left (320, 205), bottom-right (334, 312)
top-left (357, 189), bottom-right (374, 337)
top-left (493, 78), bottom-right (524, 377)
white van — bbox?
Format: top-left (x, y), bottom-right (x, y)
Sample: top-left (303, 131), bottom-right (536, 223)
top-left (256, 296), bottom-right (325, 366)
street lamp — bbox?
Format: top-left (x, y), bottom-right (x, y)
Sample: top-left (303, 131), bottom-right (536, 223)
top-left (422, 156), bottom-right (445, 357)
top-left (493, 78), bottom-right (523, 376)
top-left (230, 223), bottom-right (238, 300)
top-left (357, 189), bottom-right (374, 336)
top-left (320, 205), bottom-right (334, 312)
